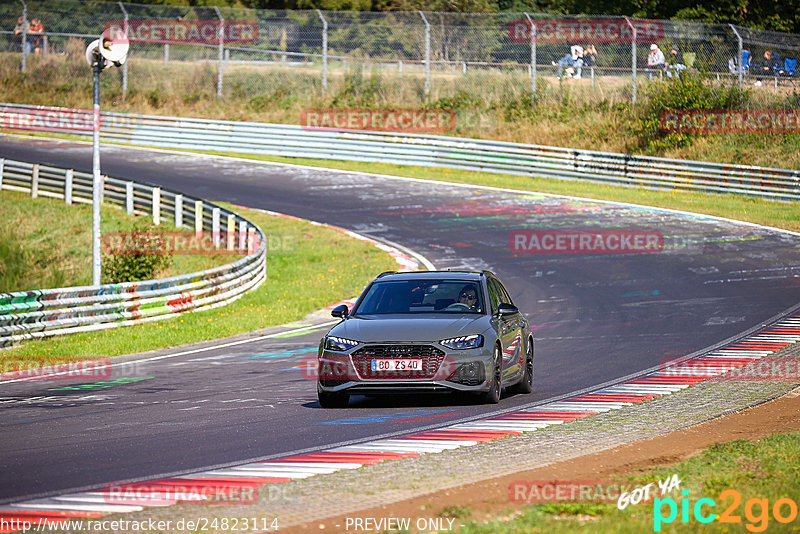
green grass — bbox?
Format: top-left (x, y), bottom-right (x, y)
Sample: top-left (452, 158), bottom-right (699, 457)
top-left (0, 190), bottom-right (230, 292)
top-left (458, 432), bottom-right (800, 533)
top-left (4, 50), bottom-right (800, 169)
top-left (4, 201), bottom-right (398, 363)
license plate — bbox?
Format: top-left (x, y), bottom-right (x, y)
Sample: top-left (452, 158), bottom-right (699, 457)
top-left (371, 359), bottom-right (423, 371)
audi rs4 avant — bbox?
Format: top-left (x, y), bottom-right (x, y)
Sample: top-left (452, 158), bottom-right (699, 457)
top-left (317, 271), bottom-right (534, 408)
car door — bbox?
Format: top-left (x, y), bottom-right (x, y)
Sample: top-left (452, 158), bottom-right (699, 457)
top-left (488, 278), bottom-right (522, 380)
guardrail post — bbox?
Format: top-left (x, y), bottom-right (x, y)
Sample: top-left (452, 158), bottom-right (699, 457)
top-left (317, 10), bottom-right (328, 98)
top-left (0, 158), bottom-right (4, 191)
top-left (419, 11), bottom-right (430, 98)
top-left (152, 187), bottom-right (161, 225)
top-left (398, 60), bottom-right (402, 75)
top-left (524, 13), bottom-right (536, 104)
top-left (214, 7), bottom-right (224, 98)
top-left (624, 17), bottom-right (637, 105)
top-left (212, 207), bottom-right (220, 249)
top-left (195, 200), bottom-right (203, 238)
top-left (247, 228), bottom-right (256, 255)
top-left (226, 213), bottom-right (235, 251)
top-left (175, 193), bottom-right (183, 227)
top-left (239, 220), bottom-right (248, 251)
top-left (118, 2), bottom-right (128, 96)
top-left (20, 0), bottom-right (27, 74)
top-left (125, 181), bottom-right (133, 214)
top-left (31, 163), bottom-right (39, 198)
top-left (64, 168), bottom-right (73, 205)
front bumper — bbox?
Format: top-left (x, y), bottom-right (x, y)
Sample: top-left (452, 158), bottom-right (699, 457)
top-left (317, 342), bottom-right (493, 394)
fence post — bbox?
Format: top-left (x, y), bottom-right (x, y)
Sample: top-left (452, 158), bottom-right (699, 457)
top-left (152, 187), bottom-right (161, 225)
top-left (126, 181), bottom-right (133, 214)
top-left (20, 0), bottom-right (27, 74)
top-left (419, 10), bottom-right (430, 98)
top-left (164, 43), bottom-right (169, 66)
top-left (0, 158), bottom-right (4, 191)
top-left (524, 13), bottom-right (537, 105)
top-left (214, 6), bottom-right (224, 98)
top-left (118, 2), bottom-right (128, 96)
top-left (65, 168), bottom-right (73, 204)
top-left (31, 163), bottom-right (39, 198)
top-left (175, 193), bottom-right (183, 227)
top-left (729, 23), bottom-right (744, 103)
top-left (317, 9), bottom-right (328, 98)
top-left (212, 207), bottom-right (220, 249)
top-left (624, 17), bottom-right (637, 104)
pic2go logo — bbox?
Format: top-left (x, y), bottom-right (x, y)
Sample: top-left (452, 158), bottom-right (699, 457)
top-left (654, 489), bottom-right (799, 532)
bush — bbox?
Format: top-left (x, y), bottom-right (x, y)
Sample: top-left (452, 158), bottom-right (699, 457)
top-left (636, 73), bottom-right (747, 152)
top-left (102, 223), bottom-right (172, 283)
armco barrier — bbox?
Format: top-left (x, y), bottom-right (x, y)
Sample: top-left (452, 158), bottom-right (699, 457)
top-left (0, 157), bottom-right (267, 349)
top-left (2, 103), bottom-right (799, 200)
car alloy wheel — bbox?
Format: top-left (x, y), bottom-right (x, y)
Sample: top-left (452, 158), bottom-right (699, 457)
top-left (482, 345), bottom-right (502, 404)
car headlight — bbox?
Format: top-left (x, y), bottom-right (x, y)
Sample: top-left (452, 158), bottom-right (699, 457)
top-left (440, 334), bottom-right (483, 350)
top-left (324, 336), bottom-right (359, 352)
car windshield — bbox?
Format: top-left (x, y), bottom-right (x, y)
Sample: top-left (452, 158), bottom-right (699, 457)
top-left (354, 279), bottom-right (485, 315)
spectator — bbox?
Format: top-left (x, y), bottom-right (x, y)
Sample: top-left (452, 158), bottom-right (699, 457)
top-left (666, 47), bottom-right (685, 78)
top-left (28, 18), bottom-right (44, 55)
top-left (647, 44), bottom-right (666, 79)
top-left (757, 50), bottom-right (780, 76)
top-left (583, 45), bottom-right (597, 69)
top-left (13, 17), bottom-right (30, 55)
top-left (552, 44), bottom-right (584, 79)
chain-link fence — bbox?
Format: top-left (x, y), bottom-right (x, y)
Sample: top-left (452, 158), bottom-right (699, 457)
top-left (1, 0), bottom-right (799, 112)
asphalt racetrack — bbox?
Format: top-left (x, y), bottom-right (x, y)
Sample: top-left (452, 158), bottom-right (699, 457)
top-left (1, 137), bottom-right (799, 502)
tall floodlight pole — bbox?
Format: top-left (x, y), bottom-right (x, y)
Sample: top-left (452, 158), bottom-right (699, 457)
top-left (86, 29), bottom-right (129, 286)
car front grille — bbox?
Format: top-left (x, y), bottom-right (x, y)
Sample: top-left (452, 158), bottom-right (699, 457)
top-left (351, 345), bottom-right (445, 379)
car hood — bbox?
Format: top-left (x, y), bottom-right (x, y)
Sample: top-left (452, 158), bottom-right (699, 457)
top-left (329, 314), bottom-right (491, 343)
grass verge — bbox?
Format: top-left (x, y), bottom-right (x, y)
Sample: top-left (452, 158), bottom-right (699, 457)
top-left (0, 190), bottom-right (230, 292)
top-left (3, 201), bottom-right (398, 363)
top-left (456, 431), bottom-right (800, 533)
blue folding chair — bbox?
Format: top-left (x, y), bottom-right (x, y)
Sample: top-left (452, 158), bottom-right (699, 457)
top-left (741, 50), bottom-right (751, 72)
top-left (778, 58), bottom-right (797, 77)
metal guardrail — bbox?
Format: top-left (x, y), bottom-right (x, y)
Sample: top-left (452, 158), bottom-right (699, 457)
top-left (0, 157), bottom-right (267, 349)
top-left (1, 103), bottom-right (797, 201)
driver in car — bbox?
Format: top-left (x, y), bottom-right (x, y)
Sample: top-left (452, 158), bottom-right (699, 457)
top-left (457, 285), bottom-right (479, 310)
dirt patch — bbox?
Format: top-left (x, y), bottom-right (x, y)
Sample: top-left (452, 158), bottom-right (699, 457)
top-left (283, 387), bottom-right (800, 532)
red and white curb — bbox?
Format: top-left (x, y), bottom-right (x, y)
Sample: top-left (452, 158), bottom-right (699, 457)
top-left (3, 316), bottom-right (799, 530)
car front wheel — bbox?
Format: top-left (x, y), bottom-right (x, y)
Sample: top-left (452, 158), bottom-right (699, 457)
top-left (481, 345), bottom-right (502, 404)
top-left (318, 385), bottom-right (350, 408)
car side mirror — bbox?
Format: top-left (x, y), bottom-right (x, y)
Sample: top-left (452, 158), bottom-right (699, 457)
top-left (498, 303), bottom-right (518, 316)
top-left (331, 304), bottom-right (349, 318)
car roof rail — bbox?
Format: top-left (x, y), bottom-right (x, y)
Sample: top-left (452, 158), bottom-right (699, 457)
top-left (376, 271), bottom-right (397, 278)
